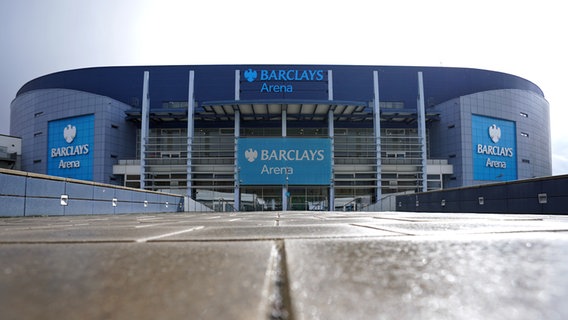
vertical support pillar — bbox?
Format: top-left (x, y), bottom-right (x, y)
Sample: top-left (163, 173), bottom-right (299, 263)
top-left (328, 70), bottom-right (335, 211)
top-left (140, 71), bottom-right (150, 190)
top-left (417, 72), bottom-right (428, 192)
top-left (373, 71), bottom-right (382, 202)
top-left (234, 109), bottom-right (240, 211)
top-left (282, 106), bottom-right (287, 137)
top-left (187, 70), bottom-right (195, 198)
top-left (282, 104), bottom-right (288, 211)
top-left (234, 70), bottom-right (240, 211)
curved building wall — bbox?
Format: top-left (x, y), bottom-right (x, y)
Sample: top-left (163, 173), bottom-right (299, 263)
top-left (430, 89), bottom-right (551, 188)
top-left (9, 65), bottom-right (552, 210)
top-left (10, 89), bottom-right (136, 184)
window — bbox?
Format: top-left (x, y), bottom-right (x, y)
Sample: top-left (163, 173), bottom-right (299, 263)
top-left (380, 101), bottom-right (404, 109)
top-left (162, 101), bottom-right (188, 109)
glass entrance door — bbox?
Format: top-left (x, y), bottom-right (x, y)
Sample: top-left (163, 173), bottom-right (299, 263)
top-left (288, 186), bottom-right (328, 211)
top-left (240, 186), bottom-right (328, 211)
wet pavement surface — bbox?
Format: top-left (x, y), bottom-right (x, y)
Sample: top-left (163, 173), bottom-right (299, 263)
top-left (1, 211), bottom-right (568, 319)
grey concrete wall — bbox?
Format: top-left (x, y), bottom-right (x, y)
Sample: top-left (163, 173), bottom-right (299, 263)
top-left (0, 169), bottom-right (183, 217)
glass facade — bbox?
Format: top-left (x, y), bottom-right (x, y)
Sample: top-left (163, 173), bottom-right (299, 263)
top-left (120, 111), bottom-right (438, 211)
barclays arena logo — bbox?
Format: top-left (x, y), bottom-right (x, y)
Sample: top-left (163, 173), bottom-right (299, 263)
top-left (63, 124), bottom-right (77, 143)
top-left (242, 68), bottom-right (325, 82)
top-left (244, 69), bottom-right (258, 83)
top-left (488, 124), bottom-right (501, 143)
top-left (244, 148), bottom-right (258, 162)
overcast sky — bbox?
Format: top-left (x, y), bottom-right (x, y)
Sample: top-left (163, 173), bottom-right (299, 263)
top-left (1, 0), bottom-right (567, 174)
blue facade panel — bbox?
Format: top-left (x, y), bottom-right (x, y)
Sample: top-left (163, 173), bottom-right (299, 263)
top-left (472, 115), bottom-right (517, 182)
top-left (47, 114), bottom-right (94, 181)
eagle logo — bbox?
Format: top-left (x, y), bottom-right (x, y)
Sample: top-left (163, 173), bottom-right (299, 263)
top-left (488, 124), bottom-right (501, 143)
top-left (243, 69), bottom-right (257, 82)
top-left (244, 148), bottom-right (258, 162)
top-left (63, 124), bottom-right (77, 144)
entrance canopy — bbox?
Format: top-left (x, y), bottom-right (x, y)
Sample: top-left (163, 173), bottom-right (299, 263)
top-left (125, 100), bottom-right (440, 125)
top-left (199, 100), bottom-right (370, 122)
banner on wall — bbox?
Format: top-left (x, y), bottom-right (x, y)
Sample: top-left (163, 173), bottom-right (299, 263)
top-left (238, 138), bottom-right (332, 185)
top-left (47, 114), bottom-right (94, 180)
top-left (472, 114), bottom-right (517, 181)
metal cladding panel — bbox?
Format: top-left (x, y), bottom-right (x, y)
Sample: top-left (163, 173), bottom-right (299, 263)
top-left (64, 199), bottom-right (94, 215)
top-left (506, 197), bottom-right (541, 214)
top-left (477, 185), bottom-right (507, 200)
top-left (131, 191), bottom-right (147, 202)
top-left (113, 201), bottom-right (132, 214)
top-left (115, 188), bottom-right (133, 203)
top-left (65, 182), bottom-right (94, 200)
top-left (93, 186), bottom-right (116, 201)
top-left (92, 200), bottom-right (115, 215)
top-left (543, 196), bottom-right (568, 214)
top-left (541, 178), bottom-right (568, 197)
top-left (26, 177), bottom-right (65, 198)
top-left (25, 198), bottom-right (64, 216)
top-left (0, 196), bottom-right (25, 217)
top-left (507, 181), bottom-right (538, 199)
top-left (0, 174), bottom-right (26, 196)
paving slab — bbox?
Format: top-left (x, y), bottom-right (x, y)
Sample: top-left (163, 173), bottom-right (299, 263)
top-left (1, 211), bottom-right (568, 319)
top-left (0, 242), bottom-right (274, 320)
top-left (285, 233), bottom-right (568, 320)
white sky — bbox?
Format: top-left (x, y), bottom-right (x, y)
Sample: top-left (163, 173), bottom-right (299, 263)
top-left (1, 0), bottom-right (567, 174)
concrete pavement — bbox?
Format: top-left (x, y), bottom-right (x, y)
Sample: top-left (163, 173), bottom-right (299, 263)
top-left (1, 211), bottom-right (568, 319)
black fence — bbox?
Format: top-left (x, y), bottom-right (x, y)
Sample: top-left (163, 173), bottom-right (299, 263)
top-left (396, 175), bottom-right (568, 214)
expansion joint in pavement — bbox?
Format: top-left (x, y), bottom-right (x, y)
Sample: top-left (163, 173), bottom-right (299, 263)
top-left (265, 240), bottom-right (294, 320)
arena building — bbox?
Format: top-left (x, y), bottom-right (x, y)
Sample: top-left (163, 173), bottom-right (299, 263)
top-left (10, 65), bottom-right (551, 211)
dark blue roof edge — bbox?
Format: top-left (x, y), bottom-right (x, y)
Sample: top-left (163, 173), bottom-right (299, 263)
top-left (15, 64), bottom-right (545, 105)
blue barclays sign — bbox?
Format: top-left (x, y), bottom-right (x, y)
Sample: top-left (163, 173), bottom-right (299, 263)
top-left (47, 114), bottom-right (94, 181)
top-left (472, 115), bottom-right (517, 181)
top-left (238, 138), bottom-right (332, 185)
top-left (241, 68), bottom-right (326, 94)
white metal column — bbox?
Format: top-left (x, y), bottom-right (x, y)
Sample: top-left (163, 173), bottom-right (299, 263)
top-left (140, 71), bottom-right (150, 190)
top-left (417, 71), bottom-right (428, 192)
top-left (187, 70), bottom-right (195, 198)
top-left (234, 70), bottom-right (241, 211)
top-left (328, 70), bottom-right (335, 211)
top-left (282, 105), bottom-right (288, 211)
top-left (373, 71), bottom-right (382, 202)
